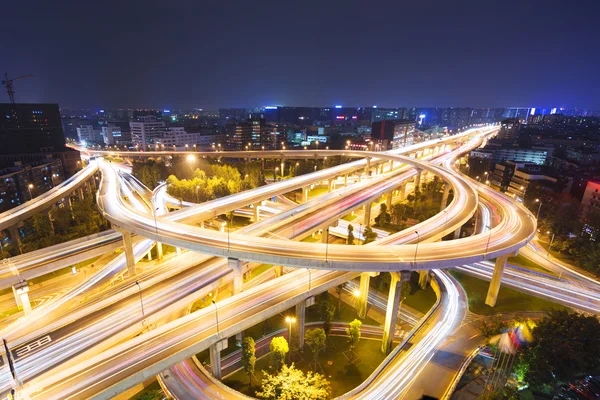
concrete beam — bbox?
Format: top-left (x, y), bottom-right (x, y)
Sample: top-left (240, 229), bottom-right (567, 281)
top-left (382, 270), bottom-right (411, 354)
top-left (485, 256), bottom-right (507, 307)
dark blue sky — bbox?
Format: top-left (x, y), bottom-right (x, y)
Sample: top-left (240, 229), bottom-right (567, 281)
top-left (3, 0), bottom-right (599, 109)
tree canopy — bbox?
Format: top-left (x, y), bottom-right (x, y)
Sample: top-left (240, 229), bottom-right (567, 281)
top-left (269, 336), bottom-right (289, 372)
top-left (255, 364), bottom-right (331, 400)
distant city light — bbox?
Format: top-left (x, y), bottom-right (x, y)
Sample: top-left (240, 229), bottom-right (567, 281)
top-left (264, 106), bottom-right (278, 110)
top-left (530, 108), bottom-right (536, 115)
top-left (372, 105), bottom-right (377, 108)
top-left (335, 105), bottom-right (342, 109)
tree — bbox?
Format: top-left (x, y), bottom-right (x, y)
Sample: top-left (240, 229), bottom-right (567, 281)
top-left (363, 226), bottom-right (377, 244)
top-left (241, 337), bottom-right (256, 387)
top-left (374, 203), bottom-right (391, 226)
top-left (255, 364), bottom-right (330, 400)
top-left (479, 315), bottom-right (508, 338)
top-left (347, 224), bottom-right (355, 245)
top-left (335, 284), bottom-right (344, 316)
top-left (391, 203), bottom-right (407, 226)
top-left (320, 301), bottom-right (336, 339)
top-left (579, 241), bottom-right (600, 275)
top-left (346, 319), bottom-right (362, 352)
top-left (304, 328), bottom-right (326, 370)
top-left (521, 310), bottom-right (600, 387)
top-left (269, 336), bottom-right (289, 372)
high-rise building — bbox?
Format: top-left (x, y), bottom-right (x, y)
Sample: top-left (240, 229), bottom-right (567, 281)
top-left (497, 119), bottom-right (521, 141)
top-left (77, 125), bottom-right (100, 144)
top-left (371, 120), bottom-right (416, 149)
top-left (231, 117), bottom-right (264, 149)
top-left (371, 108), bottom-right (407, 123)
top-left (130, 115), bottom-right (166, 150)
top-left (101, 125), bottom-right (123, 145)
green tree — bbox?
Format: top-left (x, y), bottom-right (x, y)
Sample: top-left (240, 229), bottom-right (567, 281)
top-left (255, 364), bottom-right (330, 400)
top-left (391, 203), bottom-right (407, 226)
top-left (363, 226), bottom-right (377, 244)
top-left (269, 336), bottom-right (289, 372)
top-left (335, 284), bottom-right (344, 316)
top-left (521, 310), bottom-right (600, 388)
top-left (374, 203), bottom-right (391, 226)
top-left (346, 319), bottom-right (362, 352)
top-left (320, 301), bottom-right (336, 339)
top-left (479, 315), bottom-right (508, 338)
top-left (347, 224), bottom-right (355, 245)
top-left (241, 337), bottom-right (256, 387)
top-left (304, 328), bottom-right (326, 370)
top-left (579, 241), bottom-right (600, 275)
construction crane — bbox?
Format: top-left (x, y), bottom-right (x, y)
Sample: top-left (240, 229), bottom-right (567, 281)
top-left (2, 73), bottom-right (33, 104)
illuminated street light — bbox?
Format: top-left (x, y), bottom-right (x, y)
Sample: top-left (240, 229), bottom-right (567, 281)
top-left (285, 316), bottom-right (296, 352)
top-left (485, 225), bottom-right (492, 256)
top-left (135, 281), bottom-right (146, 325)
top-left (535, 198), bottom-right (543, 220)
top-left (414, 230), bottom-right (420, 267)
top-left (212, 300), bottom-right (220, 335)
top-left (27, 183), bottom-right (33, 200)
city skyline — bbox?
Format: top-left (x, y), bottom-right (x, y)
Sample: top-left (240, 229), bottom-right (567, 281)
top-left (3, 1), bottom-right (600, 109)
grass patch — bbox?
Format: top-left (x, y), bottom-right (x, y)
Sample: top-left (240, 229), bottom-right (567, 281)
top-left (223, 334), bottom-right (387, 398)
top-left (306, 298), bottom-right (380, 326)
top-left (508, 254), bottom-right (556, 275)
top-left (342, 214), bottom-right (357, 222)
top-left (246, 264), bottom-right (273, 281)
top-left (403, 285), bottom-right (437, 314)
top-left (301, 235), bottom-right (319, 243)
top-left (449, 270), bottom-right (568, 315)
top-left (308, 186), bottom-right (329, 199)
top-left (128, 380), bottom-right (163, 400)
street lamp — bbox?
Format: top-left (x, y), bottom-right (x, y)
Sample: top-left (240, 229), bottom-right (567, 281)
top-left (535, 198), bottom-right (543, 220)
top-left (27, 183), bottom-right (33, 200)
top-left (285, 316), bottom-right (296, 354)
top-left (315, 140), bottom-right (319, 150)
top-left (546, 230), bottom-right (556, 258)
top-left (135, 281), bottom-right (146, 325)
top-left (414, 231), bottom-right (420, 267)
top-left (212, 300), bottom-right (220, 335)
top-left (484, 225), bottom-right (492, 256)
top-left (153, 207), bottom-right (160, 237)
top-left (324, 227), bottom-right (330, 263)
top-left (196, 185), bottom-right (200, 203)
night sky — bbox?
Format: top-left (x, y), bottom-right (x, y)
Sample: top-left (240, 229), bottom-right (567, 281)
top-left (3, 0), bottom-right (600, 109)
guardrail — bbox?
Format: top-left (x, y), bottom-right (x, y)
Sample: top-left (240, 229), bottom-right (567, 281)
top-left (442, 345), bottom-right (482, 400)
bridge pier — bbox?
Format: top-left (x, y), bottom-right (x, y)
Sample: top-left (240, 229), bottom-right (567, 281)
top-left (156, 242), bottom-right (163, 260)
top-left (8, 225), bottom-right (22, 254)
top-left (485, 256), bottom-right (507, 307)
top-left (364, 202), bottom-right (372, 226)
top-left (418, 270), bottom-right (431, 289)
top-left (274, 265), bottom-right (284, 277)
top-left (13, 280), bottom-right (31, 314)
top-left (453, 227), bottom-right (461, 239)
top-left (344, 174), bottom-right (348, 187)
top-left (295, 300), bottom-right (306, 349)
top-left (365, 157), bottom-right (371, 175)
top-left (78, 187), bottom-right (85, 200)
top-left (321, 227), bottom-right (329, 243)
top-left (357, 272), bottom-right (379, 319)
top-left (303, 187), bottom-right (309, 203)
top-left (253, 202), bottom-right (260, 222)
top-left (382, 270), bottom-right (411, 354)
top-left (118, 229), bottom-right (136, 276)
top-left (398, 184), bottom-right (406, 201)
top-left (328, 179), bottom-right (334, 193)
top-left (281, 160), bottom-right (285, 178)
top-left (386, 189), bottom-right (393, 209)
top-left (441, 185), bottom-right (450, 209)
top-left (414, 169), bottom-right (421, 190)
top-left (209, 338), bottom-right (228, 379)
top-left (228, 258), bottom-right (243, 295)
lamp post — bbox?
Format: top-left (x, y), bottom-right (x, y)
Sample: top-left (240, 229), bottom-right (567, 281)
top-left (135, 281), bottom-right (146, 325)
top-left (195, 185), bottom-right (200, 203)
top-left (212, 300), bottom-right (220, 335)
top-left (546, 231), bottom-right (555, 258)
top-left (324, 227), bottom-right (330, 263)
top-left (535, 198), bottom-right (543, 220)
top-left (285, 316), bottom-right (296, 358)
top-left (442, 209), bottom-right (449, 234)
top-left (353, 289), bottom-right (360, 314)
top-left (414, 230), bottom-right (420, 267)
top-left (315, 140), bottom-right (319, 150)
top-left (27, 184), bottom-right (33, 200)
top-left (153, 207), bottom-right (160, 237)
top-left (485, 225), bottom-right (492, 256)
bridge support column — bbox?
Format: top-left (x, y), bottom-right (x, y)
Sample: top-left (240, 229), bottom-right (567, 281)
top-left (156, 242), bottom-right (163, 260)
top-left (389, 160), bottom-right (394, 171)
top-left (485, 256), bottom-right (507, 307)
top-left (382, 271), bottom-right (411, 354)
top-left (357, 272), bottom-right (378, 319)
top-left (418, 270), bottom-right (430, 289)
top-left (274, 265), bottom-right (284, 277)
top-left (364, 202), bottom-right (372, 226)
top-left (414, 169), bottom-right (421, 190)
top-left (321, 227), bottom-right (329, 243)
top-left (209, 338), bottom-right (228, 380)
top-left (344, 174), bottom-right (348, 187)
top-left (328, 179), bottom-right (334, 193)
top-left (253, 203), bottom-right (260, 222)
top-left (441, 185), bottom-right (450, 209)
top-left (365, 157), bottom-right (371, 175)
top-left (303, 187), bottom-right (309, 203)
top-left (176, 247), bottom-right (181, 255)
top-left (119, 230), bottom-right (136, 276)
top-left (78, 187), bottom-right (85, 200)
top-left (386, 189), bottom-right (393, 209)
top-left (146, 250), bottom-right (152, 261)
top-left (399, 184), bottom-right (406, 201)
top-left (9, 225), bottom-right (22, 254)
top-left (295, 300), bottom-right (306, 349)
top-left (453, 227), bottom-right (461, 239)
top-left (13, 281), bottom-right (31, 315)
top-left (228, 258), bottom-right (243, 295)
top-left (281, 160), bottom-right (285, 178)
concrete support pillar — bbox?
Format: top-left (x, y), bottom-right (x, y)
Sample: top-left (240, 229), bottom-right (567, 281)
top-left (321, 228), bottom-right (329, 243)
top-left (399, 184), bottom-right (406, 201)
top-left (453, 227), bottom-right (461, 239)
top-left (389, 160), bottom-right (394, 171)
top-left (199, 220), bottom-right (205, 229)
top-left (295, 300), bottom-right (306, 349)
top-left (418, 270), bottom-right (431, 289)
top-left (382, 270), bottom-right (411, 354)
top-left (328, 179), bottom-right (334, 193)
top-left (281, 159), bottom-right (285, 178)
top-left (303, 187), bottom-right (309, 203)
top-left (146, 250), bottom-right (152, 261)
top-left (365, 157), bottom-right (371, 175)
top-left (274, 265), bottom-right (284, 277)
top-left (253, 203), bottom-right (260, 222)
top-left (485, 256), bottom-right (507, 307)
top-left (176, 247), bottom-right (182, 255)
top-left (344, 174), bottom-right (348, 187)
top-left (228, 258), bottom-right (243, 295)
top-left (357, 272), bottom-right (376, 319)
top-left (9, 225), bottom-right (22, 254)
top-left (209, 339), bottom-right (228, 380)
top-left (441, 185), bottom-right (450, 209)
top-left (386, 190), bottom-right (393, 209)
top-left (364, 202), bottom-right (372, 226)
top-left (156, 241), bottom-right (163, 260)
top-left (414, 170), bottom-right (421, 190)
top-left (119, 230), bottom-right (136, 276)
top-left (78, 187), bottom-right (85, 200)
top-left (13, 281), bottom-right (31, 315)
